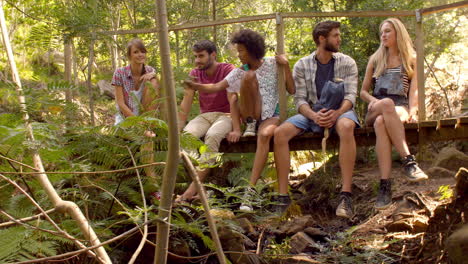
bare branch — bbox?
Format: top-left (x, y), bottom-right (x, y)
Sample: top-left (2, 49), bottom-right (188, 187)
top-left (0, 208), bottom-right (56, 228)
top-left (127, 146), bottom-right (149, 264)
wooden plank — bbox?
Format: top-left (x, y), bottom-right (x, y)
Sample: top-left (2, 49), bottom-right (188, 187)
top-left (459, 116), bottom-right (468, 124)
top-left (420, 1), bottom-right (468, 16)
top-left (97, 10), bottom-right (415, 36)
top-left (95, 3), bottom-right (468, 37)
top-left (284, 10), bottom-right (414, 18)
top-left (219, 122), bottom-right (468, 153)
top-left (418, 120), bottom-right (438, 128)
top-left (439, 118), bottom-right (458, 126)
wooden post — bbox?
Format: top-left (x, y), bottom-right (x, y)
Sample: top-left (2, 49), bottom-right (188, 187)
top-left (415, 9), bottom-right (427, 158)
top-left (87, 35), bottom-right (96, 126)
top-left (64, 36), bottom-right (73, 126)
top-left (415, 10), bottom-right (426, 121)
top-left (276, 13), bottom-right (287, 122)
top-left (154, 0), bottom-right (181, 263)
top-left (64, 36), bottom-right (72, 86)
top-left (212, 0), bottom-right (217, 44)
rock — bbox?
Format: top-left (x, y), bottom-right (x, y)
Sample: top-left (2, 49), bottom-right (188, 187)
top-left (426, 166), bottom-right (456, 179)
top-left (455, 167), bottom-right (468, 200)
top-left (289, 232), bottom-right (321, 254)
top-left (277, 215), bottom-right (315, 235)
top-left (209, 208), bottom-right (235, 220)
top-left (218, 225), bottom-right (265, 264)
top-left (433, 147), bottom-right (468, 172)
top-left (269, 255), bottom-right (320, 264)
top-left (237, 217), bottom-right (257, 236)
top-left (386, 214), bottom-right (429, 233)
top-left (167, 237), bottom-right (191, 264)
top-left (303, 227), bottom-right (327, 240)
top-left (446, 224), bottom-right (468, 264)
top-left (97, 80), bottom-right (115, 99)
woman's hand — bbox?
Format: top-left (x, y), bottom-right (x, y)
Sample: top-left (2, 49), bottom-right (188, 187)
top-left (144, 130), bottom-right (156, 137)
top-left (275, 54), bottom-right (289, 65)
top-left (408, 108), bottom-right (418, 123)
top-left (367, 99), bottom-right (379, 112)
top-left (140, 72), bottom-right (156, 82)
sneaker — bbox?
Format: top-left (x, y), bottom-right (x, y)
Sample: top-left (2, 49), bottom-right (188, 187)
top-left (270, 194), bottom-right (291, 214)
top-left (243, 117), bottom-right (257, 137)
top-left (375, 180), bottom-right (392, 210)
top-left (239, 187), bottom-right (256, 212)
top-left (401, 155), bottom-right (428, 182)
top-left (336, 193), bottom-right (354, 218)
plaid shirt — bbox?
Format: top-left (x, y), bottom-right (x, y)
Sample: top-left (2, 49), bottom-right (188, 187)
top-left (293, 51), bottom-right (358, 111)
top-left (111, 64), bottom-right (155, 113)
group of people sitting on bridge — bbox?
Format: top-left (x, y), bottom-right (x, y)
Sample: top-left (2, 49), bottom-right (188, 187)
top-left (111, 18), bottom-right (429, 219)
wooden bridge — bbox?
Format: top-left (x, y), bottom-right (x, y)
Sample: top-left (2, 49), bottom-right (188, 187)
top-left (219, 117), bottom-right (468, 153)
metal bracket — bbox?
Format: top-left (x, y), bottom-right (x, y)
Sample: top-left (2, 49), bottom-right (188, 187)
top-left (415, 9), bottom-right (422, 23)
top-left (276, 12), bottom-right (282, 25)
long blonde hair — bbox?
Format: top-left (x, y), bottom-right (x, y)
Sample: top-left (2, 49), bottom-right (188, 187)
top-left (370, 18), bottom-right (415, 79)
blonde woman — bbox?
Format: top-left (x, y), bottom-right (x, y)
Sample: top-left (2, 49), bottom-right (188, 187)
top-left (360, 18), bottom-right (428, 210)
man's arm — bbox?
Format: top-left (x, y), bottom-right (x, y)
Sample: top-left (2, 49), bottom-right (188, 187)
top-left (293, 59), bottom-right (311, 112)
top-left (184, 79), bottom-right (229, 93)
top-left (342, 57), bottom-right (359, 107)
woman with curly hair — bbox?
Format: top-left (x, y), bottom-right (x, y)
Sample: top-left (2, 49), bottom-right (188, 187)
top-left (185, 29), bottom-right (295, 212)
top-left (360, 18), bottom-right (428, 210)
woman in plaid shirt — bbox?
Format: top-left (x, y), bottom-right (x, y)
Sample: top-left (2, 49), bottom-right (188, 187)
top-left (112, 38), bottom-right (160, 125)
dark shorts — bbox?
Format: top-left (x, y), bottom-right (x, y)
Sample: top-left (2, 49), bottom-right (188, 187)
top-left (286, 110), bottom-right (360, 134)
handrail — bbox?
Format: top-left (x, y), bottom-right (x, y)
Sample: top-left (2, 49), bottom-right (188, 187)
top-left (96, 1), bottom-right (467, 36)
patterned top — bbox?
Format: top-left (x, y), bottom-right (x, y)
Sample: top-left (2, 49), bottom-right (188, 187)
top-left (293, 52), bottom-right (358, 111)
top-left (111, 65), bottom-right (155, 124)
top-left (225, 57), bottom-right (278, 120)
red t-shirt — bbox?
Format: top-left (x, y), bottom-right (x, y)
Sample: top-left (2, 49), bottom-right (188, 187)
top-left (189, 63), bottom-right (235, 113)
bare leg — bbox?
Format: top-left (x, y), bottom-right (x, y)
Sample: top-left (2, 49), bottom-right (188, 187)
top-left (365, 98), bottom-right (410, 158)
top-left (335, 118), bottom-right (356, 193)
top-left (274, 122), bottom-right (303, 194)
top-left (373, 115), bottom-right (392, 180)
top-left (238, 70), bottom-right (261, 121)
top-left (178, 168), bottom-right (210, 201)
top-left (249, 117), bottom-right (280, 185)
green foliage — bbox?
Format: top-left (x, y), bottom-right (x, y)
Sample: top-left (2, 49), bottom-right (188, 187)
top-left (437, 184), bottom-right (453, 200)
top-left (264, 237), bottom-right (292, 258)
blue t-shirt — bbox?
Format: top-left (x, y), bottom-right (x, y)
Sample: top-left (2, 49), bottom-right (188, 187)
top-left (315, 58), bottom-right (335, 100)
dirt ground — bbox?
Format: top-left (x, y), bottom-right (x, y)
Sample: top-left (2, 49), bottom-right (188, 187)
top-left (289, 155), bottom-right (466, 264)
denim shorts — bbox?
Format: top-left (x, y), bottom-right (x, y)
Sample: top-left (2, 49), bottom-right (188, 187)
top-left (286, 110), bottom-right (360, 134)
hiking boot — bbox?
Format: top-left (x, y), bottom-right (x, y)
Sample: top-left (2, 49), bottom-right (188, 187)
top-left (270, 194), bottom-right (291, 214)
top-left (239, 186), bottom-right (256, 212)
top-left (375, 180), bottom-right (392, 210)
top-left (401, 155), bottom-right (428, 182)
top-left (243, 117), bottom-right (257, 137)
top-left (336, 193), bottom-right (354, 219)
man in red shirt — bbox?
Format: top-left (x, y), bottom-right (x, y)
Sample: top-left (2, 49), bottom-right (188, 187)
top-left (177, 40), bottom-right (235, 203)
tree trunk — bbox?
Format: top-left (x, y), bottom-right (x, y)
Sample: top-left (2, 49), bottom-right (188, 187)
top-left (0, 2), bottom-right (111, 263)
top-left (87, 36), bottom-right (96, 126)
top-left (154, 0), bottom-right (181, 263)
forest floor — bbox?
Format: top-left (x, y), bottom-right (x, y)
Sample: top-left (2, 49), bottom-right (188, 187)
top-left (265, 146), bottom-right (467, 264)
